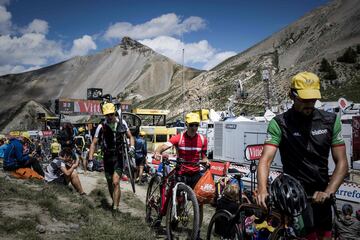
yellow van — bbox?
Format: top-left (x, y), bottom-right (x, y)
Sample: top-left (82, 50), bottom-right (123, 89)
top-left (140, 126), bottom-right (178, 154)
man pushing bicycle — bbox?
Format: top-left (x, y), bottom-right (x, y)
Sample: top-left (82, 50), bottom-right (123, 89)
top-left (154, 112), bottom-right (209, 238)
top-left (256, 72), bottom-right (348, 240)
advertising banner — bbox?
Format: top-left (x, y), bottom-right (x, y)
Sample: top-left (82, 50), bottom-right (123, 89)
top-left (59, 98), bottom-right (131, 115)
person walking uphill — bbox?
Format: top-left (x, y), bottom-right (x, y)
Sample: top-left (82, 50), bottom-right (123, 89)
top-left (88, 102), bottom-right (135, 214)
top-left (256, 72), bottom-right (348, 240)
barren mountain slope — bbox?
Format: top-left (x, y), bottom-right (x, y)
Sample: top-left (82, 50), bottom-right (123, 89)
top-left (0, 37), bottom-right (201, 130)
top-left (136, 0), bottom-right (360, 118)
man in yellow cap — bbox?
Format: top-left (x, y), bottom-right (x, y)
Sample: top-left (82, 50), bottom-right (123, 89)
top-left (89, 102), bottom-right (135, 214)
top-left (256, 72), bottom-right (348, 240)
top-left (154, 112), bottom-right (209, 238)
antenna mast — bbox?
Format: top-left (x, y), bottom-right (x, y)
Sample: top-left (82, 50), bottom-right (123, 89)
top-left (182, 37), bottom-right (185, 122)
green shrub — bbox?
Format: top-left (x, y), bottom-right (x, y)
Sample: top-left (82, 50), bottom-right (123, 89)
top-left (319, 58), bottom-right (331, 72)
top-left (324, 66), bottom-right (338, 80)
top-left (337, 47), bottom-right (357, 63)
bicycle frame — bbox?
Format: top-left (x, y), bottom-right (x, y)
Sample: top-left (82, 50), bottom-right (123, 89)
top-left (159, 160), bottom-right (177, 216)
top-left (157, 156), bottom-right (199, 217)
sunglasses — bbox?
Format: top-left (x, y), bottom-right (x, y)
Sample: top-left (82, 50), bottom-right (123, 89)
top-left (189, 123), bottom-right (199, 127)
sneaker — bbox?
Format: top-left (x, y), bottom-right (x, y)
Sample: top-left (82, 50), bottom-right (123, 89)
top-left (112, 208), bottom-right (121, 217)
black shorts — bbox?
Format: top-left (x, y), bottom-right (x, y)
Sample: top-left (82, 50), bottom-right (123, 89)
top-left (50, 175), bottom-right (68, 185)
top-left (103, 152), bottom-right (123, 177)
top-left (179, 172), bottom-right (202, 189)
top-left (302, 201), bottom-right (332, 232)
top-left (135, 157), bottom-right (146, 166)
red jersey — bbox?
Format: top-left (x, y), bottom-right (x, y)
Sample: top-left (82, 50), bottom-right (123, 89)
top-left (166, 131), bottom-right (207, 174)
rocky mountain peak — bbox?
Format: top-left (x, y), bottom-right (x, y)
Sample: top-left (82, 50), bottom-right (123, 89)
top-left (121, 36), bottom-right (147, 49)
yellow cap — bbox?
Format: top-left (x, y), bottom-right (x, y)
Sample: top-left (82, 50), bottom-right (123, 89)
top-left (185, 113), bottom-right (200, 124)
top-left (139, 131), bottom-right (146, 136)
top-left (20, 132), bottom-right (32, 143)
top-left (78, 127), bottom-right (85, 133)
top-left (291, 72), bottom-right (321, 99)
top-left (102, 103), bottom-right (116, 115)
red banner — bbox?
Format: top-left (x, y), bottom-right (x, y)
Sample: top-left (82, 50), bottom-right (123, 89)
top-left (209, 161), bottom-right (230, 176)
top-left (74, 100), bottom-right (102, 115)
top-left (59, 98), bottom-right (131, 115)
top-left (245, 144), bottom-right (264, 161)
top-left (41, 130), bottom-right (53, 137)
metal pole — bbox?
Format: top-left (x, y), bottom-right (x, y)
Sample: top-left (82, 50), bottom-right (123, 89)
top-left (182, 47), bottom-right (185, 122)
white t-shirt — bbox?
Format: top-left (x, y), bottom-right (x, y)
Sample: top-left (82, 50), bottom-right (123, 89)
top-left (45, 158), bottom-right (66, 182)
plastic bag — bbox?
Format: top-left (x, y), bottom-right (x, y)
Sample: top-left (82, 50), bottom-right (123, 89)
top-left (194, 170), bottom-right (215, 204)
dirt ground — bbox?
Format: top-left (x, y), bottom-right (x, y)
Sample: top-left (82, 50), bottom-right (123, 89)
top-left (0, 169), bottom-right (215, 239)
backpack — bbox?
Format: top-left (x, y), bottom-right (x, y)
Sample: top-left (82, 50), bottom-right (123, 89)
top-left (100, 120), bottom-right (127, 152)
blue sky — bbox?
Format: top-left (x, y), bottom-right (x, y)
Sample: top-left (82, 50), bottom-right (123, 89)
top-left (0, 0), bottom-right (329, 75)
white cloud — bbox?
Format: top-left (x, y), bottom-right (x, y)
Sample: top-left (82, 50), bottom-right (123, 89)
top-left (70, 35), bottom-right (97, 57)
top-left (0, 33), bottom-right (65, 66)
top-left (0, 5), bottom-right (11, 34)
top-left (0, 64), bottom-right (41, 76)
top-left (203, 51), bottom-right (237, 70)
top-left (22, 19), bottom-right (49, 34)
top-left (104, 13), bottom-right (206, 40)
top-left (0, 3), bottom-right (99, 76)
top-left (140, 36), bottom-right (236, 70)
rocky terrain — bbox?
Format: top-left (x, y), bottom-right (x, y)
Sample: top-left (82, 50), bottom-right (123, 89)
top-left (1, 0), bottom-right (360, 131)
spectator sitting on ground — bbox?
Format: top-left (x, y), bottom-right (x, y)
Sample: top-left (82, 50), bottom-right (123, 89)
top-left (333, 204), bottom-right (360, 240)
top-left (3, 134), bottom-right (44, 177)
top-left (44, 147), bottom-right (85, 195)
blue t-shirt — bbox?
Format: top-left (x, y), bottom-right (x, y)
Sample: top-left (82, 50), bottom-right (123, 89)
top-left (135, 136), bottom-right (147, 159)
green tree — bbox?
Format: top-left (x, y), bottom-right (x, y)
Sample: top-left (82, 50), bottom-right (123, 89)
top-left (357, 44), bottom-right (360, 54)
top-left (337, 47), bottom-right (357, 63)
top-left (324, 66), bottom-right (338, 80)
top-left (319, 58), bottom-right (331, 72)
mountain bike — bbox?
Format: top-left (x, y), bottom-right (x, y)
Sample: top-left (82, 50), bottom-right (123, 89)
top-left (145, 155), bottom-right (200, 240)
top-left (207, 185), bottom-right (341, 240)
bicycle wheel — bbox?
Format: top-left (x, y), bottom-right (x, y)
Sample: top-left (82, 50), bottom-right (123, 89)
top-left (166, 183), bottom-right (200, 240)
top-left (206, 210), bottom-right (242, 240)
top-left (270, 227), bottom-right (288, 240)
top-left (145, 175), bottom-right (162, 227)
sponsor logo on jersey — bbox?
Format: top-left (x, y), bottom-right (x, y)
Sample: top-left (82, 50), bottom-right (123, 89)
top-left (293, 132), bottom-right (301, 137)
top-left (311, 129), bottom-right (328, 136)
